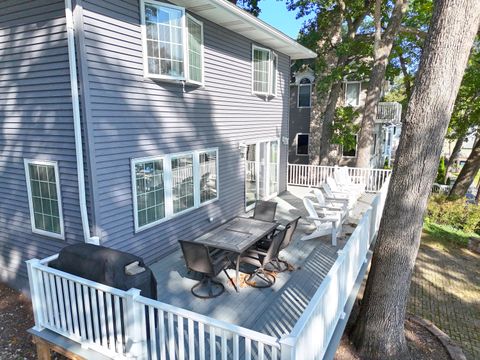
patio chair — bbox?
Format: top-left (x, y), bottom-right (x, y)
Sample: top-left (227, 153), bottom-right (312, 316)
top-left (179, 240), bottom-right (236, 298)
top-left (301, 198), bottom-right (342, 246)
top-left (327, 177), bottom-right (362, 200)
top-left (322, 180), bottom-right (357, 209)
top-left (252, 200), bottom-right (278, 222)
top-left (311, 188), bottom-right (349, 216)
top-left (238, 226), bottom-right (286, 288)
top-left (256, 216), bottom-right (301, 272)
top-left (334, 167), bottom-right (366, 194)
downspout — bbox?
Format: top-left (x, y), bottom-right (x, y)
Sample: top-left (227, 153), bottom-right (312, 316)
top-left (65, 0), bottom-right (99, 245)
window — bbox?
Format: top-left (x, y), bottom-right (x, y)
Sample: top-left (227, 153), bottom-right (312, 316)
top-left (342, 135), bottom-right (358, 157)
top-left (298, 78), bottom-right (311, 107)
top-left (345, 82), bottom-right (361, 106)
top-left (171, 154), bottom-right (194, 213)
top-left (132, 149), bottom-right (218, 231)
top-left (141, 1), bottom-right (204, 84)
top-left (199, 150), bottom-right (218, 203)
top-left (296, 134), bottom-right (309, 156)
top-left (134, 159), bottom-right (165, 228)
top-left (24, 160), bottom-right (64, 239)
top-left (187, 15), bottom-right (203, 84)
top-left (252, 45), bottom-right (277, 96)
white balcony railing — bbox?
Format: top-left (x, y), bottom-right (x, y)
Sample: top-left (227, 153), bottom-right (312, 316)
top-left (377, 102), bottom-right (402, 123)
top-left (288, 164), bottom-right (391, 193)
top-left (27, 174), bottom-right (391, 359)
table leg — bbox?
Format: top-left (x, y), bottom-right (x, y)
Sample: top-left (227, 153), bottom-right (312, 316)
top-left (236, 254), bottom-right (241, 291)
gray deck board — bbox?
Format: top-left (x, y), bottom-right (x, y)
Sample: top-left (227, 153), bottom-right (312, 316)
top-left (150, 186), bottom-right (376, 337)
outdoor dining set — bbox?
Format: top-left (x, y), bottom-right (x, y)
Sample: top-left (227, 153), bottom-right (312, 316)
top-left (178, 167), bottom-right (366, 299)
top-left (179, 200), bottom-right (300, 298)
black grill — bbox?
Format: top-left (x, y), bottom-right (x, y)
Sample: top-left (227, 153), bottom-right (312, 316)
top-left (49, 243), bottom-right (157, 299)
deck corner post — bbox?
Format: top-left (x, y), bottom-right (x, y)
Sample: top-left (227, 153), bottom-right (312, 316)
top-left (26, 258), bottom-right (45, 331)
top-left (279, 335), bottom-right (297, 360)
top-left (125, 288), bottom-right (148, 360)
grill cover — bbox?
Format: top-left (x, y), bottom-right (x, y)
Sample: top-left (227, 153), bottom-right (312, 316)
top-left (49, 244), bottom-right (157, 299)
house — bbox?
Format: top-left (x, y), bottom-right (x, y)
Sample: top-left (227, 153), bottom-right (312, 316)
top-left (0, 0), bottom-right (316, 292)
top-left (288, 68), bottom-right (402, 167)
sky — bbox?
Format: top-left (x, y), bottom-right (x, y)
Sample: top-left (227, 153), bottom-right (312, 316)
top-left (257, 0), bottom-right (314, 39)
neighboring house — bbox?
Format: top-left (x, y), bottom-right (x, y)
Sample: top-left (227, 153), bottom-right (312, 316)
top-left (289, 68), bottom-right (402, 167)
top-left (443, 132), bottom-right (478, 170)
top-left (0, 0), bottom-right (315, 291)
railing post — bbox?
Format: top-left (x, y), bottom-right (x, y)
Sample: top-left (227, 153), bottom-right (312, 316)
top-left (279, 335), bottom-right (296, 360)
top-left (125, 289), bottom-right (148, 360)
top-left (26, 259), bottom-right (45, 331)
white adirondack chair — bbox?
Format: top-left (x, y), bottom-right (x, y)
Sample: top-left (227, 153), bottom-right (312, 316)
top-left (322, 181), bottom-right (356, 209)
top-left (334, 167), bottom-right (366, 194)
top-left (311, 188), bottom-right (349, 219)
top-left (301, 197), bottom-right (342, 246)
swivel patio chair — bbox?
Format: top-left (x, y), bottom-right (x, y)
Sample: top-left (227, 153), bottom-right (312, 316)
top-left (239, 226), bottom-right (286, 288)
top-left (301, 198), bottom-right (342, 246)
top-left (179, 240), bottom-right (236, 298)
top-left (252, 200), bottom-right (277, 222)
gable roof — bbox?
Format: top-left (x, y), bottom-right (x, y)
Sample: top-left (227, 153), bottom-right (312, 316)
top-left (168, 0), bottom-right (317, 60)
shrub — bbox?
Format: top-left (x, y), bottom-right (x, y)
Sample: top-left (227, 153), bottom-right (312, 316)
top-left (426, 194), bottom-right (480, 234)
top-left (436, 156), bottom-right (446, 184)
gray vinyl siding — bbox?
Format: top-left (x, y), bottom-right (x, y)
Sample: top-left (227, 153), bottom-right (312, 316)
top-left (0, 0), bottom-right (83, 291)
top-left (79, 0), bottom-right (290, 264)
top-left (289, 85), bottom-right (311, 164)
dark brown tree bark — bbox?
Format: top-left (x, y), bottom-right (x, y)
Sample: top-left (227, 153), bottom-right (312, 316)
top-left (319, 80), bottom-right (343, 164)
top-left (449, 138), bottom-right (480, 198)
top-left (445, 136), bottom-right (465, 175)
top-left (355, 0), bottom-right (408, 168)
top-left (351, 0), bottom-right (480, 358)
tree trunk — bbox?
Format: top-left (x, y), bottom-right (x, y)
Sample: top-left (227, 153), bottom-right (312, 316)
top-left (475, 179), bottom-right (480, 204)
top-left (319, 80), bottom-right (343, 164)
top-left (445, 136), bottom-right (464, 175)
top-left (351, 0), bottom-right (480, 358)
top-left (355, 0), bottom-right (408, 168)
top-left (448, 138), bottom-right (480, 198)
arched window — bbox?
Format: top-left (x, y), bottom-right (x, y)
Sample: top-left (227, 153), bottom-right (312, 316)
top-left (298, 78), bottom-right (312, 108)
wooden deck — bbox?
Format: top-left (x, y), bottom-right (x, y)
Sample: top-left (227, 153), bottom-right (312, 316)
top-left (150, 186), bottom-right (376, 339)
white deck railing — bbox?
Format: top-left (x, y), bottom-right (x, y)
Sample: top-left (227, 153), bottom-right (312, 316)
top-left (288, 164), bottom-right (391, 193)
top-left (27, 176), bottom-right (391, 360)
top-left (279, 176), bottom-right (390, 359)
top-left (27, 256), bottom-right (280, 359)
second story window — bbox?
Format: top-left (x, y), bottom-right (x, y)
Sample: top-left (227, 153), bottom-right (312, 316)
top-left (345, 82), bottom-right (361, 107)
top-left (141, 1), bottom-right (204, 84)
top-left (252, 45), bottom-right (277, 96)
top-left (298, 78), bottom-right (312, 108)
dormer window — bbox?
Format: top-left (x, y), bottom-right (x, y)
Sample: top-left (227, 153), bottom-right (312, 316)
top-left (298, 78), bottom-right (312, 108)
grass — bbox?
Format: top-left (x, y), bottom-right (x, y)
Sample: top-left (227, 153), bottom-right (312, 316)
top-left (423, 220), bottom-right (479, 247)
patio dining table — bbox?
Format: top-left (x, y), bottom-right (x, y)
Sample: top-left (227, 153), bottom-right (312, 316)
top-left (192, 216), bottom-right (278, 290)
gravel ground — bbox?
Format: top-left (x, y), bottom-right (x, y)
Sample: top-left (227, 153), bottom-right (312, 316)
top-left (0, 283), bottom-right (35, 359)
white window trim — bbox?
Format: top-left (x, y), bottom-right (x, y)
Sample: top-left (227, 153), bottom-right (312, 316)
top-left (295, 133), bottom-right (310, 156)
top-left (297, 81), bottom-right (312, 108)
top-left (24, 159), bottom-right (65, 240)
top-left (140, 0), bottom-right (188, 81)
top-left (270, 52), bottom-right (278, 96)
top-left (186, 14), bottom-right (205, 86)
top-left (131, 148), bottom-right (219, 232)
top-left (344, 81), bottom-right (362, 107)
top-left (251, 44), bottom-right (277, 97)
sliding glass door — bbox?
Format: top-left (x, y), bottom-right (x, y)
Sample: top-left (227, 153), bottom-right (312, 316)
top-left (245, 139), bottom-right (280, 211)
